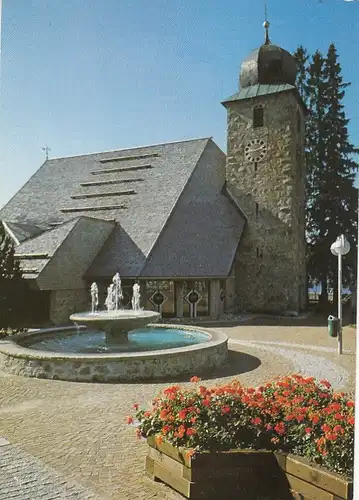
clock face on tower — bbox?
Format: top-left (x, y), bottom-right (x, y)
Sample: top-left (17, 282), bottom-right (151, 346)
top-left (244, 138), bottom-right (267, 163)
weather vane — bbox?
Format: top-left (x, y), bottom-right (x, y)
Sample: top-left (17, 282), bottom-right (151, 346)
top-left (42, 145), bottom-right (51, 160)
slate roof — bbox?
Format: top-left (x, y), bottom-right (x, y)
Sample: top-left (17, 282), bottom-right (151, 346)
top-left (222, 83), bottom-right (296, 103)
top-left (222, 83), bottom-right (307, 112)
top-left (140, 141), bottom-right (245, 278)
top-left (13, 218), bottom-right (82, 279)
top-left (1, 138), bottom-right (245, 278)
top-left (3, 221), bottom-right (46, 244)
top-left (140, 191), bottom-right (245, 278)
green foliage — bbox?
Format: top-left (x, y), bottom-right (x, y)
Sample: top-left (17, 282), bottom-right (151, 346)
top-left (294, 44), bottom-right (358, 300)
top-left (0, 222), bottom-right (27, 328)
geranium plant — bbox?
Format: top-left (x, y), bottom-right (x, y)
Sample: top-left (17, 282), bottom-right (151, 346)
top-left (128, 374), bottom-right (354, 478)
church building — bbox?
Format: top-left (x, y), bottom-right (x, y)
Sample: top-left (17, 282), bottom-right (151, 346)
top-left (0, 22), bottom-right (307, 324)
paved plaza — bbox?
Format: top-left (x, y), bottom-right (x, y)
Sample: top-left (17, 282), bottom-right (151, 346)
top-left (0, 320), bottom-right (356, 499)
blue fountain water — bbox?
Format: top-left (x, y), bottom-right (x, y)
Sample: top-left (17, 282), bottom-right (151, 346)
top-left (25, 327), bottom-right (210, 354)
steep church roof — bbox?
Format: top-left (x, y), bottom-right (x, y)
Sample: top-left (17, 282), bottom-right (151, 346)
top-left (0, 138), bottom-right (245, 279)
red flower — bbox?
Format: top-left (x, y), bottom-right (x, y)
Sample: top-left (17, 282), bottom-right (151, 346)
top-left (202, 399), bottom-right (211, 407)
top-left (190, 416), bottom-right (197, 424)
top-left (320, 380), bottom-right (331, 389)
top-left (274, 422), bottom-right (286, 435)
top-left (305, 427), bottom-right (313, 434)
top-left (221, 406), bottom-right (231, 415)
top-left (251, 417), bottom-right (262, 426)
top-left (178, 409), bottom-right (187, 420)
top-left (160, 409), bottom-right (169, 419)
top-left (190, 376), bottom-right (201, 383)
top-left (164, 385), bottom-right (180, 393)
top-left (346, 401), bottom-right (355, 408)
top-left (162, 425), bottom-right (172, 435)
top-left (155, 435), bottom-right (163, 446)
top-left (330, 402), bottom-right (342, 412)
top-left (186, 427), bottom-right (197, 436)
top-left (126, 416), bottom-right (134, 425)
top-left (348, 416), bottom-right (355, 425)
top-left (311, 415), bottom-right (320, 425)
top-left (321, 424), bottom-right (331, 433)
top-left (186, 448), bottom-right (196, 459)
top-left (333, 425), bottom-right (344, 435)
top-left (334, 413), bottom-right (344, 421)
top-left (174, 425), bottom-right (186, 438)
top-left (132, 403), bottom-right (139, 410)
top-left (144, 411), bottom-right (151, 418)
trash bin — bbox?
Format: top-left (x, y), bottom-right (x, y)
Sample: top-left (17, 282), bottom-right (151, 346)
top-left (328, 315), bottom-right (339, 338)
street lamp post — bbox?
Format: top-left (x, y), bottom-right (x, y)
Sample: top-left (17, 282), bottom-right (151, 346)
top-left (330, 234), bottom-right (351, 355)
top-left (353, 194), bottom-right (359, 500)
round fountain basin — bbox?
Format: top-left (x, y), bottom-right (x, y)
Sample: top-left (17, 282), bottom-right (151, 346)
top-left (0, 325), bottom-right (228, 382)
top-left (70, 309), bottom-right (161, 335)
top-left (19, 327), bottom-right (211, 354)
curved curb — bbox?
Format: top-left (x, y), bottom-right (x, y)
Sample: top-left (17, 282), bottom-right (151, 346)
top-left (0, 324), bottom-right (228, 383)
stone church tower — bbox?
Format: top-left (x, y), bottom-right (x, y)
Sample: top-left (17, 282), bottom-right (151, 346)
top-left (222, 22), bottom-right (307, 314)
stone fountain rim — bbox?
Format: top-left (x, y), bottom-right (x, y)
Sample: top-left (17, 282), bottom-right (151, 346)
top-left (0, 324), bottom-right (228, 362)
top-left (69, 310), bottom-right (161, 321)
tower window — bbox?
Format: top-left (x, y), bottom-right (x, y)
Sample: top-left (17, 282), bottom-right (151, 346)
top-left (253, 106), bottom-right (264, 128)
top-left (254, 162), bottom-right (258, 173)
top-left (255, 203), bottom-right (259, 217)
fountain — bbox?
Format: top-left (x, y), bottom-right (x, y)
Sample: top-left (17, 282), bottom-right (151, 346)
top-left (0, 272), bottom-right (228, 382)
top-left (69, 274), bottom-right (161, 336)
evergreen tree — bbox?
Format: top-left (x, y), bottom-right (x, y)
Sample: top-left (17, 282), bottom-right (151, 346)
top-left (322, 44), bottom-right (358, 300)
top-left (295, 44), bottom-right (358, 304)
top-left (294, 46), bottom-right (309, 105)
top-left (0, 222), bottom-right (26, 329)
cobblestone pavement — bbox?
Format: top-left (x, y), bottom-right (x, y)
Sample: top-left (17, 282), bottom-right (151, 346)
top-left (0, 439), bottom-right (102, 499)
top-left (0, 323), bottom-right (356, 499)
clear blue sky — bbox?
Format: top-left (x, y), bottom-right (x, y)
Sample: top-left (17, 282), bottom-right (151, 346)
top-left (0, 0), bottom-right (358, 209)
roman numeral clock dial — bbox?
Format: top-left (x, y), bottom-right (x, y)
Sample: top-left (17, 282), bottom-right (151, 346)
top-left (244, 138), bottom-right (267, 163)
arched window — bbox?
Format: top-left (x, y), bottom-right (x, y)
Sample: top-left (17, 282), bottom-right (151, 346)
top-left (253, 105), bottom-right (264, 128)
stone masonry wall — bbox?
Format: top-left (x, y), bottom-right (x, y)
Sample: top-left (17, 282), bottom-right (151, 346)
top-left (50, 289), bottom-right (89, 324)
top-left (225, 91), bottom-right (306, 313)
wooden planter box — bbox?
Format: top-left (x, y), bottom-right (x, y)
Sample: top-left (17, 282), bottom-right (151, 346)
top-left (146, 437), bottom-right (353, 500)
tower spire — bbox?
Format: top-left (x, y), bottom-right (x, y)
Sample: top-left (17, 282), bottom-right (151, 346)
top-left (263, 2), bottom-right (270, 45)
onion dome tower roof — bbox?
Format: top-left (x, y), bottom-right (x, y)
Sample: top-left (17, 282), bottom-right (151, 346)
top-left (239, 21), bottom-right (298, 89)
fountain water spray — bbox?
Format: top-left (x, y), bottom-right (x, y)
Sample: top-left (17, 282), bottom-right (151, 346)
top-left (105, 284), bottom-right (115, 311)
top-left (90, 282), bottom-right (99, 314)
top-left (132, 282), bottom-right (141, 311)
top-left (112, 272), bottom-right (123, 311)
top-left (70, 272), bottom-right (160, 336)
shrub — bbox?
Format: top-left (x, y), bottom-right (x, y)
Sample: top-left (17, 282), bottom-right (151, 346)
top-left (129, 374), bottom-right (354, 478)
top-left (0, 222), bottom-right (28, 329)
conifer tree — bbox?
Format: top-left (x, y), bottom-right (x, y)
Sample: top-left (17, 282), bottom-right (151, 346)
top-left (294, 44), bottom-right (358, 303)
top-left (0, 222), bottom-right (26, 329)
top-left (322, 44), bottom-right (358, 299)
